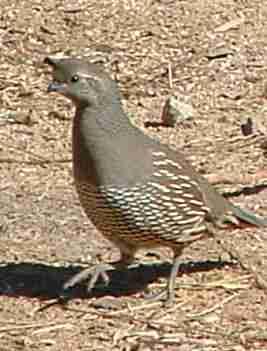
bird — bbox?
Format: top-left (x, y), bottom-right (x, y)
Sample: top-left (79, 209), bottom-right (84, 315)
top-left (44, 56), bottom-right (267, 304)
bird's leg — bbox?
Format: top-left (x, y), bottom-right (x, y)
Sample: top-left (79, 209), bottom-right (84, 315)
top-left (165, 255), bottom-right (182, 305)
top-left (62, 249), bottom-right (135, 294)
top-left (145, 247), bottom-right (184, 305)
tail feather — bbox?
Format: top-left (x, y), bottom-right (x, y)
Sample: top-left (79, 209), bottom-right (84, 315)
top-left (231, 205), bottom-right (267, 227)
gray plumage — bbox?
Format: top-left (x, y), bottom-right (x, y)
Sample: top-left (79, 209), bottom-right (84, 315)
top-left (45, 56), bottom-right (267, 304)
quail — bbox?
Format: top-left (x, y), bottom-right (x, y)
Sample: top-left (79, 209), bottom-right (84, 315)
top-left (45, 56), bottom-right (267, 304)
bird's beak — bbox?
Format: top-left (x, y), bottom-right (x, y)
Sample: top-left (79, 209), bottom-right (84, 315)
top-left (47, 82), bottom-right (66, 93)
top-left (45, 56), bottom-right (67, 94)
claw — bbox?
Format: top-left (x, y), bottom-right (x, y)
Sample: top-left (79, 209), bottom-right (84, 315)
top-left (63, 263), bottom-right (114, 293)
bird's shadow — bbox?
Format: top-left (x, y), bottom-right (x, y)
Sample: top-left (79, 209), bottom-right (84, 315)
top-left (0, 259), bottom-right (234, 301)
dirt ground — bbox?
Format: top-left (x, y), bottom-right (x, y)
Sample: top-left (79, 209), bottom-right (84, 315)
top-left (2, 0), bottom-right (267, 350)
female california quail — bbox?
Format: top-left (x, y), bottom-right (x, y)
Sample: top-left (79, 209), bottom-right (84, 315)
top-left (45, 56), bottom-right (267, 304)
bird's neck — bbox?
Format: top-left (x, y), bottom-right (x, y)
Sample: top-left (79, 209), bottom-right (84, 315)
top-left (74, 103), bottom-right (136, 149)
top-left (72, 104), bottom-right (152, 187)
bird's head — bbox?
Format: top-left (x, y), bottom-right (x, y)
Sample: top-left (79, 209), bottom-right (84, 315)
top-left (44, 56), bottom-right (120, 108)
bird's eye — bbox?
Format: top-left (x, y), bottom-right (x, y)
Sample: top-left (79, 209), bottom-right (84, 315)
top-left (71, 75), bottom-right (79, 83)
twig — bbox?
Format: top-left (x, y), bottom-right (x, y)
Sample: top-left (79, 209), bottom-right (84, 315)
top-left (0, 322), bottom-right (73, 333)
top-left (205, 171), bottom-right (267, 186)
top-left (212, 228), bottom-right (267, 293)
top-left (168, 62), bottom-right (173, 90)
top-left (0, 140), bottom-right (46, 162)
top-left (0, 158), bottom-right (71, 165)
top-left (187, 292), bottom-right (240, 319)
top-left (105, 301), bottom-right (162, 316)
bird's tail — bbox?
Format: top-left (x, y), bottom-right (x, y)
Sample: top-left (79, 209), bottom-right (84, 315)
top-left (231, 204), bottom-right (267, 227)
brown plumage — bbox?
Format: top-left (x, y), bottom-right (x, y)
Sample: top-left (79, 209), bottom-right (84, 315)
top-left (45, 56), bottom-right (267, 304)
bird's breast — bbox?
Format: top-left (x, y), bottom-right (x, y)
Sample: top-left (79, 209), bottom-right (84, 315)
top-left (75, 178), bottom-right (208, 247)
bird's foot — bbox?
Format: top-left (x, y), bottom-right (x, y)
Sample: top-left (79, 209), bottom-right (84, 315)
top-left (144, 285), bottom-right (175, 307)
top-left (65, 263), bottom-right (114, 291)
top-left (60, 263), bottom-right (115, 302)
top-left (59, 255), bottom-right (136, 302)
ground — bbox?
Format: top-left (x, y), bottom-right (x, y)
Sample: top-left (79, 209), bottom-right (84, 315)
top-left (1, 0), bottom-right (267, 350)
